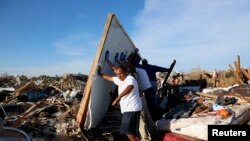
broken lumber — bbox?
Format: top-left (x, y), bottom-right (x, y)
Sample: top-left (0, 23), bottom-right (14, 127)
top-left (241, 69), bottom-right (250, 81)
top-left (15, 81), bottom-right (37, 96)
top-left (196, 92), bottom-right (218, 99)
top-left (229, 64), bottom-right (244, 84)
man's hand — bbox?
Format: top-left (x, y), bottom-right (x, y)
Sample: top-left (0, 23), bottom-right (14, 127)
top-left (105, 50), bottom-right (110, 61)
top-left (97, 65), bottom-right (102, 76)
top-left (112, 96), bottom-right (121, 106)
top-left (97, 65), bottom-right (113, 81)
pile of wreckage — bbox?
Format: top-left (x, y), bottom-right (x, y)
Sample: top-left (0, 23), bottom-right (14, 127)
top-left (0, 73), bottom-right (88, 140)
top-left (155, 55), bottom-right (250, 140)
top-left (1, 55), bottom-right (250, 141)
top-left (78, 55), bottom-right (250, 141)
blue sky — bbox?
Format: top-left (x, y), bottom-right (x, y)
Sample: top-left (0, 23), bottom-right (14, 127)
top-left (1, 0), bottom-right (250, 76)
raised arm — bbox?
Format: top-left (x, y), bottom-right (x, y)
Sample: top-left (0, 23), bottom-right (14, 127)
top-left (97, 65), bottom-right (113, 81)
top-left (106, 59), bottom-right (117, 73)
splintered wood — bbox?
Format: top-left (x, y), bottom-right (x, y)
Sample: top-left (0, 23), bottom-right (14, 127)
top-left (229, 55), bottom-right (249, 85)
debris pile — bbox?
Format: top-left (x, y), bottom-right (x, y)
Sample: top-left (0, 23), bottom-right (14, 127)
top-left (0, 73), bottom-right (87, 140)
top-left (1, 55), bottom-right (249, 141)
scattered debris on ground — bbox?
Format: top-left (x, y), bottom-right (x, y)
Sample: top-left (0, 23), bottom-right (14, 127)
top-left (1, 55), bottom-right (249, 140)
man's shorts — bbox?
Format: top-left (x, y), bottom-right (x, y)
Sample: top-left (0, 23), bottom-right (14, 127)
top-left (120, 111), bottom-right (141, 136)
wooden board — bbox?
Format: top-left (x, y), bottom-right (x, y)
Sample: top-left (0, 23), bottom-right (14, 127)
top-left (77, 13), bottom-right (137, 129)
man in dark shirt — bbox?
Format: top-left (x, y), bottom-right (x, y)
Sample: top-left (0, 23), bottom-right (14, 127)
top-left (138, 59), bottom-right (170, 92)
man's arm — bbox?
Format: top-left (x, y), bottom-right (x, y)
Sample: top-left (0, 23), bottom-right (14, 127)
top-left (151, 64), bottom-right (170, 72)
top-left (112, 85), bottom-right (134, 106)
top-left (97, 65), bottom-right (113, 81)
top-left (106, 59), bottom-right (117, 73)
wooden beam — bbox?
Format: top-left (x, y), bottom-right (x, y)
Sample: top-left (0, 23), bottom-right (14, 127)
top-left (234, 61), bottom-right (240, 74)
top-left (15, 81), bottom-right (36, 96)
top-left (77, 14), bottom-right (114, 126)
top-left (237, 55), bottom-right (241, 70)
top-left (241, 69), bottom-right (250, 80)
top-left (196, 92), bottom-right (217, 99)
top-left (162, 59), bottom-right (176, 86)
top-left (229, 64), bottom-right (244, 84)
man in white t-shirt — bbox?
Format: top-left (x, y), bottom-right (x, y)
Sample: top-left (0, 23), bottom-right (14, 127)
top-left (97, 65), bottom-right (142, 141)
top-left (135, 67), bottom-right (157, 121)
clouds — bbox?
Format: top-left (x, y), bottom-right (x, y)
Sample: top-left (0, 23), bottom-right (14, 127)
top-left (35, 32), bottom-right (99, 76)
top-left (46, 32), bottom-right (99, 75)
top-left (2, 58), bottom-right (94, 77)
top-left (54, 32), bottom-right (98, 57)
top-left (1, 32), bottom-right (99, 77)
top-left (132, 0), bottom-right (250, 72)
top-left (2, 0), bottom-right (250, 76)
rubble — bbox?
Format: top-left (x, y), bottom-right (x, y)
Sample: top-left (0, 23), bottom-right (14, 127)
top-left (0, 55), bottom-right (249, 141)
top-left (0, 73), bottom-right (87, 140)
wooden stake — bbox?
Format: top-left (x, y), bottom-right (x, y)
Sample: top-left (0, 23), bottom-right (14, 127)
top-left (229, 64), bottom-right (244, 84)
top-left (234, 61), bottom-right (240, 74)
top-left (237, 55), bottom-right (241, 71)
top-left (241, 69), bottom-right (250, 81)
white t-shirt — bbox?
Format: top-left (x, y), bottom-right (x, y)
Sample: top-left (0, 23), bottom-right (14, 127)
top-left (112, 75), bottom-right (142, 113)
top-left (135, 67), bottom-right (152, 91)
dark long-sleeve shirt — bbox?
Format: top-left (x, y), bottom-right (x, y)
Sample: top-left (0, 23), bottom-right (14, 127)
top-left (137, 64), bottom-right (169, 81)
